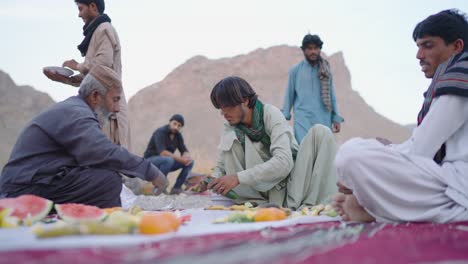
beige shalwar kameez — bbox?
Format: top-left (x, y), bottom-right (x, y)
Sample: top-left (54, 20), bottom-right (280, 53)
top-left (75, 22), bottom-right (131, 151)
top-left (212, 104), bottom-right (337, 209)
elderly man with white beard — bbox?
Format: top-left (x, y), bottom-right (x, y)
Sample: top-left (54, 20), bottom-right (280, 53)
top-left (0, 65), bottom-right (167, 208)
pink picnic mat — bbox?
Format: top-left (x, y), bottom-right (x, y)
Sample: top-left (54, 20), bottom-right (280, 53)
top-left (2, 221), bottom-right (468, 264)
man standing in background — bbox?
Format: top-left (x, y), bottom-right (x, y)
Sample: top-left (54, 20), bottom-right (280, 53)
top-left (44, 0), bottom-right (131, 151)
top-left (282, 34), bottom-right (344, 143)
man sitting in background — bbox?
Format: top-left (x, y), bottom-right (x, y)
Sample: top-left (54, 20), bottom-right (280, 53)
top-left (144, 115), bottom-right (194, 195)
top-left (0, 65), bottom-right (167, 208)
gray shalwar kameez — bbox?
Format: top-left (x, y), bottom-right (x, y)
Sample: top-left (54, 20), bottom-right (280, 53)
top-left (0, 96), bottom-right (162, 208)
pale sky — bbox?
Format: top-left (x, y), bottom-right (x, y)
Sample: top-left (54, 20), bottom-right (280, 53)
top-left (1, 1), bottom-right (466, 125)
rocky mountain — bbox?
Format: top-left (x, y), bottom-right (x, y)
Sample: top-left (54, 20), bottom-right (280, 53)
top-left (405, 124), bottom-right (417, 131)
top-left (0, 70), bottom-right (55, 170)
top-left (129, 45), bottom-right (411, 172)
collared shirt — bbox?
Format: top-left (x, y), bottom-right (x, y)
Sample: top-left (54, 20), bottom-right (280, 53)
top-left (282, 60), bottom-right (343, 142)
top-left (0, 96), bottom-right (161, 193)
top-left (213, 104), bottom-right (299, 191)
top-left (143, 125), bottom-right (188, 158)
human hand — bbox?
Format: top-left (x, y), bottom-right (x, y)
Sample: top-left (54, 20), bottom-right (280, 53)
top-left (182, 153), bottom-right (193, 166)
top-left (197, 175), bottom-right (214, 192)
top-left (151, 173), bottom-right (168, 195)
top-left (183, 152), bottom-right (192, 162)
top-left (62, 59), bottom-right (79, 70)
top-left (332, 122), bottom-right (341, 133)
top-left (376, 137), bottom-right (392, 146)
top-left (207, 174), bottom-right (239, 196)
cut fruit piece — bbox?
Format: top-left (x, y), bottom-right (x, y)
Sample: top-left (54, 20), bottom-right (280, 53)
top-left (32, 222), bottom-right (81, 238)
top-left (80, 221), bottom-right (130, 235)
top-left (105, 211), bottom-right (139, 232)
top-left (55, 203), bottom-right (107, 223)
top-left (0, 195), bottom-right (53, 223)
top-left (0, 208), bottom-right (13, 220)
top-left (103, 207), bottom-right (123, 215)
top-left (2, 216), bottom-right (20, 228)
top-left (254, 208), bottom-right (287, 222)
top-left (139, 212), bottom-right (179, 235)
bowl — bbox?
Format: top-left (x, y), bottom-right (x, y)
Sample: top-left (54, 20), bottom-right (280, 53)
top-left (43, 66), bottom-right (74, 77)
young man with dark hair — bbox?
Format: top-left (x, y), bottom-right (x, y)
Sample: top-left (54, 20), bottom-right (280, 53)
top-left (144, 115), bottom-right (194, 195)
top-left (43, 0), bottom-right (131, 151)
top-left (333, 9), bottom-right (468, 223)
top-left (282, 34), bottom-right (344, 143)
top-left (206, 76), bottom-right (338, 209)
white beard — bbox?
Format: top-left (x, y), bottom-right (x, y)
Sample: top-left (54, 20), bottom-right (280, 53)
top-left (95, 104), bottom-right (111, 127)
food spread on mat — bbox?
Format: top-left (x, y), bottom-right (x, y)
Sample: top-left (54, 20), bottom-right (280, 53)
top-left (209, 203), bottom-right (337, 223)
top-left (0, 195), bottom-right (337, 238)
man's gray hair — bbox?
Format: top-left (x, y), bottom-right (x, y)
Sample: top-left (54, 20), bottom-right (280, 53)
top-left (78, 74), bottom-right (108, 99)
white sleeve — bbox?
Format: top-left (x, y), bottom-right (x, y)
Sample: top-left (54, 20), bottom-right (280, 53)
top-left (409, 95), bottom-right (468, 158)
top-left (389, 138), bottom-right (413, 153)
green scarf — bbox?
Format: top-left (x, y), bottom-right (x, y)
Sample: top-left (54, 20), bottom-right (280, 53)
top-left (234, 100), bottom-right (271, 148)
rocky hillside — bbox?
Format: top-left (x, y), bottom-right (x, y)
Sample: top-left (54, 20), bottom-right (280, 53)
top-left (0, 70), bottom-right (55, 170)
top-left (128, 45), bottom-right (410, 172)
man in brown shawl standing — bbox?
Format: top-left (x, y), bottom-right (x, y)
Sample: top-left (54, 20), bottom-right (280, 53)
top-left (282, 34), bottom-right (344, 143)
top-left (43, 0), bottom-right (131, 151)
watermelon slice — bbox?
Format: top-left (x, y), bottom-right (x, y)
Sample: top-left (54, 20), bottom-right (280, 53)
top-left (0, 195), bottom-right (53, 223)
top-left (55, 203), bottom-right (107, 223)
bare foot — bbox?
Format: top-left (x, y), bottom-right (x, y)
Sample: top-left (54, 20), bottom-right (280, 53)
top-left (332, 193), bottom-right (349, 220)
top-left (342, 195), bottom-right (375, 222)
top-left (337, 181), bottom-right (353, 194)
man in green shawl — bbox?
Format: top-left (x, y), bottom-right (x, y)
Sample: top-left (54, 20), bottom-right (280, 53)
top-left (207, 76), bottom-right (338, 209)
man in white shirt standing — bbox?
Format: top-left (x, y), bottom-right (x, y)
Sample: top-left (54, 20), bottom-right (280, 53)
top-left (333, 9), bottom-right (468, 223)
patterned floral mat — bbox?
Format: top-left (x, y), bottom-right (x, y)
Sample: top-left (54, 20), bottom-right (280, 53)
top-left (2, 221), bottom-right (468, 264)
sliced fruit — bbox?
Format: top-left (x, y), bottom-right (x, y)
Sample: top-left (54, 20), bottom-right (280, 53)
top-left (0, 195), bottom-right (53, 223)
top-left (105, 211), bottom-right (139, 232)
top-left (226, 212), bottom-right (255, 223)
top-left (2, 216), bottom-right (20, 228)
top-left (310, 204), bottom-right (326, 216)
top-left (178, 214), bottom-right (192, 225)
top-left (32, 220), bottom-right (130, 238)
top-left (139, 212), bottom-right (179, 235)
top-left (159, 212), bottom-right (180, 230)
top-left (103, 207), bottom-right (123, 214)
top-left (32, 222), bottom-right (80, 238)
top-left (128, 206), bottom-right (142, 215)
top-left (55, 203), bottom-right (107, 223)
top-left (254, 208), bottom-right (287, 222)
top-left (80, 222), bottom-right (129, 235)
top-left (0, 207), bottom-right (13, 225)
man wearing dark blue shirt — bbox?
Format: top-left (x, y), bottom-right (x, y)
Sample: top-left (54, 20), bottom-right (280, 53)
top-left (144, 114), bottom-right (194, 194)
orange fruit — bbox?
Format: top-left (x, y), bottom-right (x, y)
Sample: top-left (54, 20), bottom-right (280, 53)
top-left (253, 208), bottom-right (287, 222)
top-left (138, 212), bottom-right (179, 235)
top-left (158, 212), bottom-right (181, 230)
